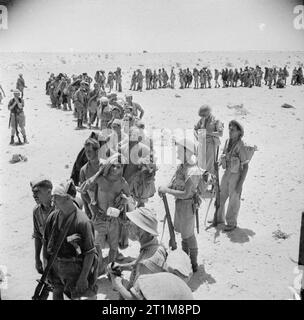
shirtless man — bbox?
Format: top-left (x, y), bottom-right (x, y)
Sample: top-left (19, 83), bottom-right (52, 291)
top-left (79, 138), bottom-right (100, 219)
top-left (80, 154), bottom-right (131, 273)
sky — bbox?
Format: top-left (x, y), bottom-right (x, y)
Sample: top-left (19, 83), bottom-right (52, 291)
top-left (0, 0), bottom-right (303, 52)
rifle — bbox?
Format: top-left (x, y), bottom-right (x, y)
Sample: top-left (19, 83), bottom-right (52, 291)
top-left (299, 212), bottom-right (304, 300)
top-left (32, 212), bottom-right (76, 300)
top-left (212, 146), bottom-right (220, 226)
top-left (161, 193), bottom-right (177, 250)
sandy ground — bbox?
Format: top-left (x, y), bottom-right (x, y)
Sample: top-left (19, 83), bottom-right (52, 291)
top-left (0, 51), bottom-right (304, 300)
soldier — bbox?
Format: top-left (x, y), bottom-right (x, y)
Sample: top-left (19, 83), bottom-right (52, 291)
top-left (97, 96), bottom-right (112, 130)
top-left (16, 74), bottom-right (26, 98)
top-left (291, 67), bottom-right (298, 85)
top-left (158, 138), bottom-right (201, 272)
top-left (283, 66), bottom-right (289, 85)
top-left (107, 71), bottom-right (115, 93)
top-left (30, 178), bottom-right (54, 274)
top-left (193, 68), bottom-right (199, 89)
top-left (162, 68), bottom-right (169, 88)
top-left (107, 208), bottom-right (194, 300)
top-left (273, 67), bottom-right (278, 86)
top-left (214, 69), bottom-right (220, 88)
top-left (215, 120), bottom-right (249, 231)
top-left (73, 81), bottom-right (88, 129)
top-left (206, 69), bottom-right (212, 88)
top-left (44, 180), bottom-right (98, 300)
top-left (264, 67), bottom-right (269, 85)
top-left (100, 70), bottom-right (106, 91)
top-left (79, 153), bottom-right (132, 274)
top-left (179, 69), bottom-right (185, 89)
top-left (8, 89), bottom-right (28, 145)
top-left (130, 71), bottom-right (137, 91)
top-left (136, 70), bottom-right (144, 92)
top-left (79, 138), bottom-right (100, 219)
top-left (125, 94), bottom-right (144, 120)
top-left (267, 68), bottom-right (273, 89)
top-left (152, 70), bottom-right (158, 89)
top-left (232, 68), bottom-right (239, 87)
top-left (114, 67), bottom-right (122, 92)
top-left (121, 127), bottom-right (156, 207)
top-left (87, 83), bottom-right (100, 129)
top-left (158, 69), bottom-right (162, 88)
top-left (194, 105), bottom-right (223, 174)
top-left (0, 83), bottom-right (5, 104)
top-left (108, 208), bottom-right (166, 295)
top-left (145, 69), bottom-right (151, 90)
top-left (170, 68), bottom-right (176, 89)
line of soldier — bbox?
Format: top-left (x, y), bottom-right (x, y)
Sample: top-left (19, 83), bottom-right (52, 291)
top-left (29, 102), bottom-right (255, 300)
top-left (130, 65), bottom-right (300, 90)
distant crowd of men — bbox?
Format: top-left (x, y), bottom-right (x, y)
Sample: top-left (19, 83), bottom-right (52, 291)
top-left (129, 65), bottom-right (304, 90)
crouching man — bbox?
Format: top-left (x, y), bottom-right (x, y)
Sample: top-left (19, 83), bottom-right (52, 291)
top-left (43, 180), bottom-right (98, 300)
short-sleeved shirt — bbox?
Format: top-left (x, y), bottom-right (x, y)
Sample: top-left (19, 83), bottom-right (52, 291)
top-left (129, 102), bottom-right (143, 118)
top-left (128, 238), bottom-right (166, 289)
top-left (32, 204), bottom-right (55, 240)
top-left (194, 115), bottom-right (223, 145)
top-left (169, 163), bottom-right (201, 199)
top-left (223, 139), bottom-right (248, 174)
top-left (44, 208), bottom-right (96, 259)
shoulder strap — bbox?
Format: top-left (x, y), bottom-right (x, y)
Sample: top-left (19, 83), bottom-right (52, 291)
top-left (39, 211), bottom-right (77, 283)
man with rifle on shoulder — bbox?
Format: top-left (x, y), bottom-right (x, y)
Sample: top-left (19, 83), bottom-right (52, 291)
top-left (8, 89), bottom-right (28, 145)
top-left (41, 180), bottom-right (98, 300)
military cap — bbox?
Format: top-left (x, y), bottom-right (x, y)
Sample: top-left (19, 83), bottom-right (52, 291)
top-left (30, 178), bottom-right (53, 190)
top-left (126, 207), bottom-right (158, 236)
top-left (229, 120), bottom-right (244, 137)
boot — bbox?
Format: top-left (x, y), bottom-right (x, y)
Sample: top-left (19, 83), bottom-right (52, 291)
top-left (10, 136), bottom-right (14, 145)
top-left (189, 248), bottom-right (198, 272)
top-left (76, 119), bottom-right (81, 130)
top-left (23, 136), bottom-right (29, 144)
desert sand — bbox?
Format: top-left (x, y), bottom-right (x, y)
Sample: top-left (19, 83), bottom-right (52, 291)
top-left (0, 51), bottom-right (304, 300)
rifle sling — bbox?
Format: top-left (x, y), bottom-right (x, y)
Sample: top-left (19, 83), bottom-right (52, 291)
top-left (40, 211), bottom-right (76, 283)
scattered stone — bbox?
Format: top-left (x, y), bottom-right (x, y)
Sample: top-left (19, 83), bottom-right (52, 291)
top-left (272, 229), bottom-right (290, 240)
top-left (281, 103), bottom-right (295, 109)
top-left (175, 94), bottom-right (181, 98)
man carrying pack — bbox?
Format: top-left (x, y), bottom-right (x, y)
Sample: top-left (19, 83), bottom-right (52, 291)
top-left (43, 180), bottom-right (98, 300)
top-left (31, 178), bottom-right (55, 275)
top-left (8, 89), bottom-right (28, 145)
top-left (215, 120), bottom-right (250, 231)
top-left (73, 81), bottom-right (88, 129)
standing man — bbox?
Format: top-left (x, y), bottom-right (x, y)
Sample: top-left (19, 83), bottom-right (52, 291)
top-left (8, 89), bottom-right (28, 145)
top-left (158, 138), bottom-right (201, 272)
top-left (215, 120), bottom-right (249, 231)
top-left (44, 180), bottom-right (98, 300)
top-left (30, 178), bottom-right (55, 275)
top-left (79, 154), bottom-right (131, 274)
top-left (170, 68), bottom-right (176, 89)
top-left (73, 81), bottom-right (88, 129)
top-left (79, 138), bottom-right (100, 219)
top-left (16, 74), bottom-right (27, 98)
top-left (125, 94), bottom-right (144, 120)
top-left (194, 105), bottom-right (223, 174)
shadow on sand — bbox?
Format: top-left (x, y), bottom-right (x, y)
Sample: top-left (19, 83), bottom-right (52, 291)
top-left (188, 264), bottom-right (216, 292)
top-left (225, 227), bottom-right (255, 243)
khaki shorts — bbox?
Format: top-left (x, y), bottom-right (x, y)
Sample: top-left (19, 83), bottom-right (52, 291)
top-left (94, 215), bottom-right (120, 250)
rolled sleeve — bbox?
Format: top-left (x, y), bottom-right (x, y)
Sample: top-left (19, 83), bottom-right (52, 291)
top-left (32, 209), bottom-right (42, 240)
